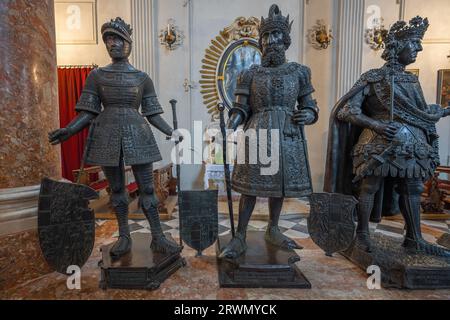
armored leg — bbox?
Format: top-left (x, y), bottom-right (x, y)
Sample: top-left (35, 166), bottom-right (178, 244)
top-left (265, 197), bottom-right (302, 250)
top-left (356, 176), bottom-right (383, 252)
top-left (102, 159), bottom-right (132, 258)
top-left (219, 194), bottom-right (256, 259)
top-left (397, 178), bottom-right (450, 257)
top-left (132, 163), bottom-right (181, 254)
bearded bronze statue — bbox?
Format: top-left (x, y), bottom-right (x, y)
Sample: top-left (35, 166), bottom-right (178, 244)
top-left (219, 5), bottom-right (319, 259)
top-left (325, 16), bottom-right (450, 257)
top-left (49, 17), bottom-right (182, 259)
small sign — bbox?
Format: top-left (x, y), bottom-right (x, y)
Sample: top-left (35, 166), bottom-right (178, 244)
top-left (55, 0), bottom-right (98, 45)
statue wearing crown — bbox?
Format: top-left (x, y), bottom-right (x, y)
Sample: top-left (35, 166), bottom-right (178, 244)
top-left (49, 18), bottom-right (182, 260)
top-left (219, 4), bottom-right (319, 260)
top-left (323, 16), bottom-right (450, 285)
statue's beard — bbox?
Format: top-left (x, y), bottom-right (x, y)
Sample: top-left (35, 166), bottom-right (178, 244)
top-left (261, 44), bottom-right (286, 67)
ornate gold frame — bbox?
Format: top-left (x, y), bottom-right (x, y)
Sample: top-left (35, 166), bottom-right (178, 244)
top-left (200, 17), bottom-right (260, 117)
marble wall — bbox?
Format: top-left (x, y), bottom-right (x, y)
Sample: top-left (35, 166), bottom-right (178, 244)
top-left (0, 0), bottom-right (61, 188)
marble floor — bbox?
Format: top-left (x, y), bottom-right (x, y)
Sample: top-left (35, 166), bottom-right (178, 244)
top-left (1, 198), bottom-right (450, 300)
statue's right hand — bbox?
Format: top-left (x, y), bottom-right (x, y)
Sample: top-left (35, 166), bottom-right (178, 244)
top-left (373, 122), bottom-right (399, 141)
top-left (48, 128), bottom-right (71, 145)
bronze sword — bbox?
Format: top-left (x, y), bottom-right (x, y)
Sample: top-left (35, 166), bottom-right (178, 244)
top-left (169, 99), bottom-right (183, 246)
top-left (218, 103), bottom-right (236, 238)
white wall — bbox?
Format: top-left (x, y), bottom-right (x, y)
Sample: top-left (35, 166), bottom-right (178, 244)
top-left (303, 0), bottom-right (336, 192)
top-left (56, 0), bottom-right (131, 66)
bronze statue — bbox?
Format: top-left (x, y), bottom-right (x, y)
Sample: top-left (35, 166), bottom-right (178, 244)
top-left (219, 5), bottom-right (319, 259)
top-left (49, 18), bottom-right (182, 258)
top-left (325, 16), bottom-right (450, 257)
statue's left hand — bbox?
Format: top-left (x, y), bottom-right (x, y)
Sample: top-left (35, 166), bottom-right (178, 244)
top-left (293, 109), bottom-right (315, 125)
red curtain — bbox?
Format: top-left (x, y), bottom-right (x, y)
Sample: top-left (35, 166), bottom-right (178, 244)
top-left (57, 67), bottom-right (95, 181)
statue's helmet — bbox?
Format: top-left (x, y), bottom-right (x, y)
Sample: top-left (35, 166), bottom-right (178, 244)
top-left (259, 4), bottom-right (293, 50)
top-left (382, 16), bottom-right (429, 62)
top-left (101, 17), bottom-right (133, 44)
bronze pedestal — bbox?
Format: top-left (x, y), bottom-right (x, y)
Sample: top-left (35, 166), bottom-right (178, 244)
top-left (343, 233), bottom-right (450, 289)
top-left (99, 233), bottom-right (186, 290)
top-left (216, 231), bottom-right (311, 288)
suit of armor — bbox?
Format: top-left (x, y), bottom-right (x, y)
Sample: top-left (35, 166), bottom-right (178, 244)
top-left (325, 17), bottom-right (450, 257)
top-left (230, 62), bottom-right (317, 198)
top-left (219, 5), bottom-right (319, 259)
top-left (49, 18), bottom-right (181, 258)
top-left (76, 64), bottom-right (165, 166)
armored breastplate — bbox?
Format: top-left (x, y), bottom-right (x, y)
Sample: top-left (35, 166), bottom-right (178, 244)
top-left (250, 64), bottom-right (299, 113)
top-left (97, 66), bottom-right (148, 110)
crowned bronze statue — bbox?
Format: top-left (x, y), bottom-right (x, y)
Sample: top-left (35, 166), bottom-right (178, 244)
top-left (324, 16), bottom-right (450, 261)
top-left (49, 18), bottom-right (182, 259)
top-left (219, 4), bottom-right (319, 260)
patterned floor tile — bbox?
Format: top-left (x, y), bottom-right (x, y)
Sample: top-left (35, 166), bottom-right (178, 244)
top-left (128, 223), bottom-right (143, 233)
top-left (291, 223), bottom-right (309, 234)
top-left (421, 220), bottom-right (449, 232)
top-left (218, 225), bottom-right (229, 234)
top-left (379, 220), bottom-right (404, 229)
top-left (134, 228), bottom-right (151, 234)
top-left (166, 229), bottom-right (179, 238)
top-left (164, 219), bottom-right (180, 229)
top-left (137, 220), bottom-right (149, 228)
top-left (376, 224), bottom-right (404, 235)
top-left (374, 229), bottom-right (403, 239)
top-left (278, 226), bottom-right (288, 233)
top-left (219, 219), bottom-right (231, 228)
top-left (248, 220), bottom-right (268, 229)
top-left (423, 233), bottom-right (437, 243)
top-left (283, 229), bottom-right (309, 239)
top-left (278, 220), bottom-right (297, 229)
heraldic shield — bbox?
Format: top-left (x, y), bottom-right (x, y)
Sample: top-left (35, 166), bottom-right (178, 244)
top-left (308, 193), bottom-right (358, 256)
top-left (38, 178), bottom-right (99, 274)
top-left (179, 190), bottom-right (218, 256)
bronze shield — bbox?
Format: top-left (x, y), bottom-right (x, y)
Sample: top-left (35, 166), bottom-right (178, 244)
top-left (38, 178), bottom-right (99, 274)
top-left (179, 190), bottom-right (218, 256)
top-left (308, 192), bottom-right (358, 256)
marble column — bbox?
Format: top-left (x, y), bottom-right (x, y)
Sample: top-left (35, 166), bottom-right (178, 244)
top-left (130, 0), bottom-right (155, 79)
top-left (335, 0), bottom-right (365, 100)
top-left (0, 0), bottom-right (61, 235)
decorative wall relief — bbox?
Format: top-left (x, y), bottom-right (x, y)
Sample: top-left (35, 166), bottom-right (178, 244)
top-left (159, 19), bottom-right (184, 50)
top-left (365, 18), bottom-right (388, 51)
top-left (307, 19), bottom-right (333, 50)
top-left (199, 17), bottom-right (262, 117)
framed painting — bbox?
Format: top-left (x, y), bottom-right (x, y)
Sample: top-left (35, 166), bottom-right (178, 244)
top-left (55, 0), bottom-right (98, 45)
top-left (437, 69), bottom-right (450, 108)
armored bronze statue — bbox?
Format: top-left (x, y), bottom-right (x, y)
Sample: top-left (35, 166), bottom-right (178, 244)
top-left (325, 16), bottom-right (450, 257)
top-left (49, 17), bottom-right (182, 259)
top-left (219, 5), bottom-right (319, 259)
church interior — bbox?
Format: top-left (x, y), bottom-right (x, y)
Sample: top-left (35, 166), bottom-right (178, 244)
top-left (1, 0), bottom-right (450, 300)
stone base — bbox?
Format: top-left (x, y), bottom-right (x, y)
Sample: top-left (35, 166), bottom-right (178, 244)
top-left (437, 233), bottom-right (450, 249)
top-left (342, 233), bottom-right (450, 289)
top-left (216, 231), bottom-right (311, 289)
top-left (99, 233), bottom-right (186, 290)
